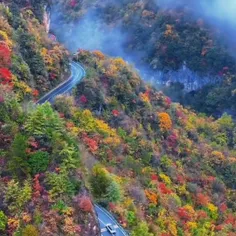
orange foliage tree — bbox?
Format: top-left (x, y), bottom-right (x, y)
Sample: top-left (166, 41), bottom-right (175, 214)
top-left (158, 112), bottom-right (172, 132)
top-left (93, 50), bottom-right (105, 60)
top-left (144, 190), bottom-right (158, 205)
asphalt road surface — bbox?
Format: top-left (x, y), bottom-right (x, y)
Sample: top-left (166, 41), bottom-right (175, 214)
top-left (36, 61), bottom-right (85, 104)
top-left (95, 205), bottom-right (129, 236)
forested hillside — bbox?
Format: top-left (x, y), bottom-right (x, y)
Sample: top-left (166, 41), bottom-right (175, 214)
top-left (0, 0), bottom-right (236, 236)
top-left (0, 1), bottom-right (99, 235)
top-left (57, 50), bottom-right (235, 235)
top-left (51, 0), bottom-right (236, 117)
top-left (0, 0), bottom-right (69, 101)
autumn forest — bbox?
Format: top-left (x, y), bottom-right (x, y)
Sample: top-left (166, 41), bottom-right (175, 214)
top-left (0, 0), bottom-right (235, 236)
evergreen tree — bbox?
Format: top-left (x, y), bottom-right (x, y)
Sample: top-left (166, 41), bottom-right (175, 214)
top-left (25, 103), bottom-right (64, 139)
top-left (8, 134), bottom-right (30, 177)
top-left (106, 181), bottom-right (122, 203)
top-left (90, 165), bottom-right (110, 199)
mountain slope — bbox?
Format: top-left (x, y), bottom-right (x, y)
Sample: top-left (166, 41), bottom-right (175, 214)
top-left (0, 2), bottom-right (100, 235)
top-left (0, 1), bottom-right (69, 102)
top-left (51, 0), bottom-right (236, 117)
top-left (0, 1), bottom-right (236, 236)
top-left (53, 49), bottom-right (236, 235)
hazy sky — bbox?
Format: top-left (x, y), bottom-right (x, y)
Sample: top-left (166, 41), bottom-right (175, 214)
top-left (157, 0), bottom-right (236, 27)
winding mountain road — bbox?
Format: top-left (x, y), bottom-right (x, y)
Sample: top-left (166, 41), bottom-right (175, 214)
top-left (36, 61), bottom-right (85, 104)
top-left (36, 61), bottom-right (129, 236)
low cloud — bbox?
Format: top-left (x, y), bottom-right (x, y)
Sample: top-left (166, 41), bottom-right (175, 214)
top-left (50, 7), bottom-right (128, 57)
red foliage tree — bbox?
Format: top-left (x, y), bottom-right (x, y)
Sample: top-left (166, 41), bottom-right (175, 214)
top-left (0, 43), bottom-right (11, 67)
top-left (177, 207), bottom-right (191, 221)
top-left (78, 196), bottom-right (93, 212)
top-left (108, 202), bottom-right (116, 212)
top-left (159, 183), bottom-right (172, 194)
top-left (79, 95), bottom-right (87, 104)
top-left (75, 225), bottom-right (81, 234)
top-left (82, 135), bottom-right (98, 153)
top-left (32, 89), bottom-right (39, 97)
top-left (215, 225), bottom-right (224, 231)
top-left (59, 113), bottom-right (65, 118)
top-left (28, 137), bottom-right (38, 149)
top-left (66, 122), bottom-right (75, 129)
top-left (196, 193), bottom-right (210, 206)
top-left (151, 174), bottom-right (158, 181)
top-left (176, 174), bottom-right (185, 184)
top-left (50, 73), bottom-right (57, 80)
top-left (0, 68), bottom-right (12, 86)
top-left (219, 203), bottom-right (227, 213)
top-left (225, 214), bottom-right (236, 225)
top-left (176, 109), bottom-right (186, 120)
top-left (197, 210), bottom-right (208, 220)
top-left (204, 176), bottom-right (215, 184)
top-left (112, 110), bottom-right (120, 117)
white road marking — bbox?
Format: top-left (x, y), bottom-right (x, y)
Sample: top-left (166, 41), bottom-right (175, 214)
top-left (98, 218), bottom-right (107, 226)
top-left (95, 205), bottom-right (128, 236)
top-left (101, 228), bottom-right (107, 233)
top-left (37, 62), bottom-right (85, 104)
top-left (96, 205), bottom-right (117, 223)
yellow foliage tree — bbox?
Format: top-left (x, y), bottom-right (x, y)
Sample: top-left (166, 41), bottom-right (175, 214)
top-left (210, 151), bottom-right (225, 165)
top-left (93, 50), bottom-right (105, 60)
top-left (168, 218), bottom-right (178, 236)
top-left (140, 90), bottom-right (150, 103)
top-left (103, 136), bottom-right (121, 147)
top-left (0, 30), bottom-right (12, 48)
top-left (186, 221), bottom-right (197, 230)
top-left (105, 63), bottom-right (118, 77)
top-left (159, 173), bottom-right (172, 185)
top-left (0, 16), bottom-right (12, 36)
top-left (113, 58), bottom-right (126, 67)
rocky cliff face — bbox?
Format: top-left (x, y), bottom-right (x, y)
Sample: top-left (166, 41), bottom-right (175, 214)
top-left (141, 65), bottom-right (222, 92)
top-left (43, 6), bottom-right (51, 33)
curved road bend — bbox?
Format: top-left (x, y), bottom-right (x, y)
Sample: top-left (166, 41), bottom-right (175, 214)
top-left (36, 61), bottom-right (85, 104)
top-left (36, 61), bottom-right (129, 236)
